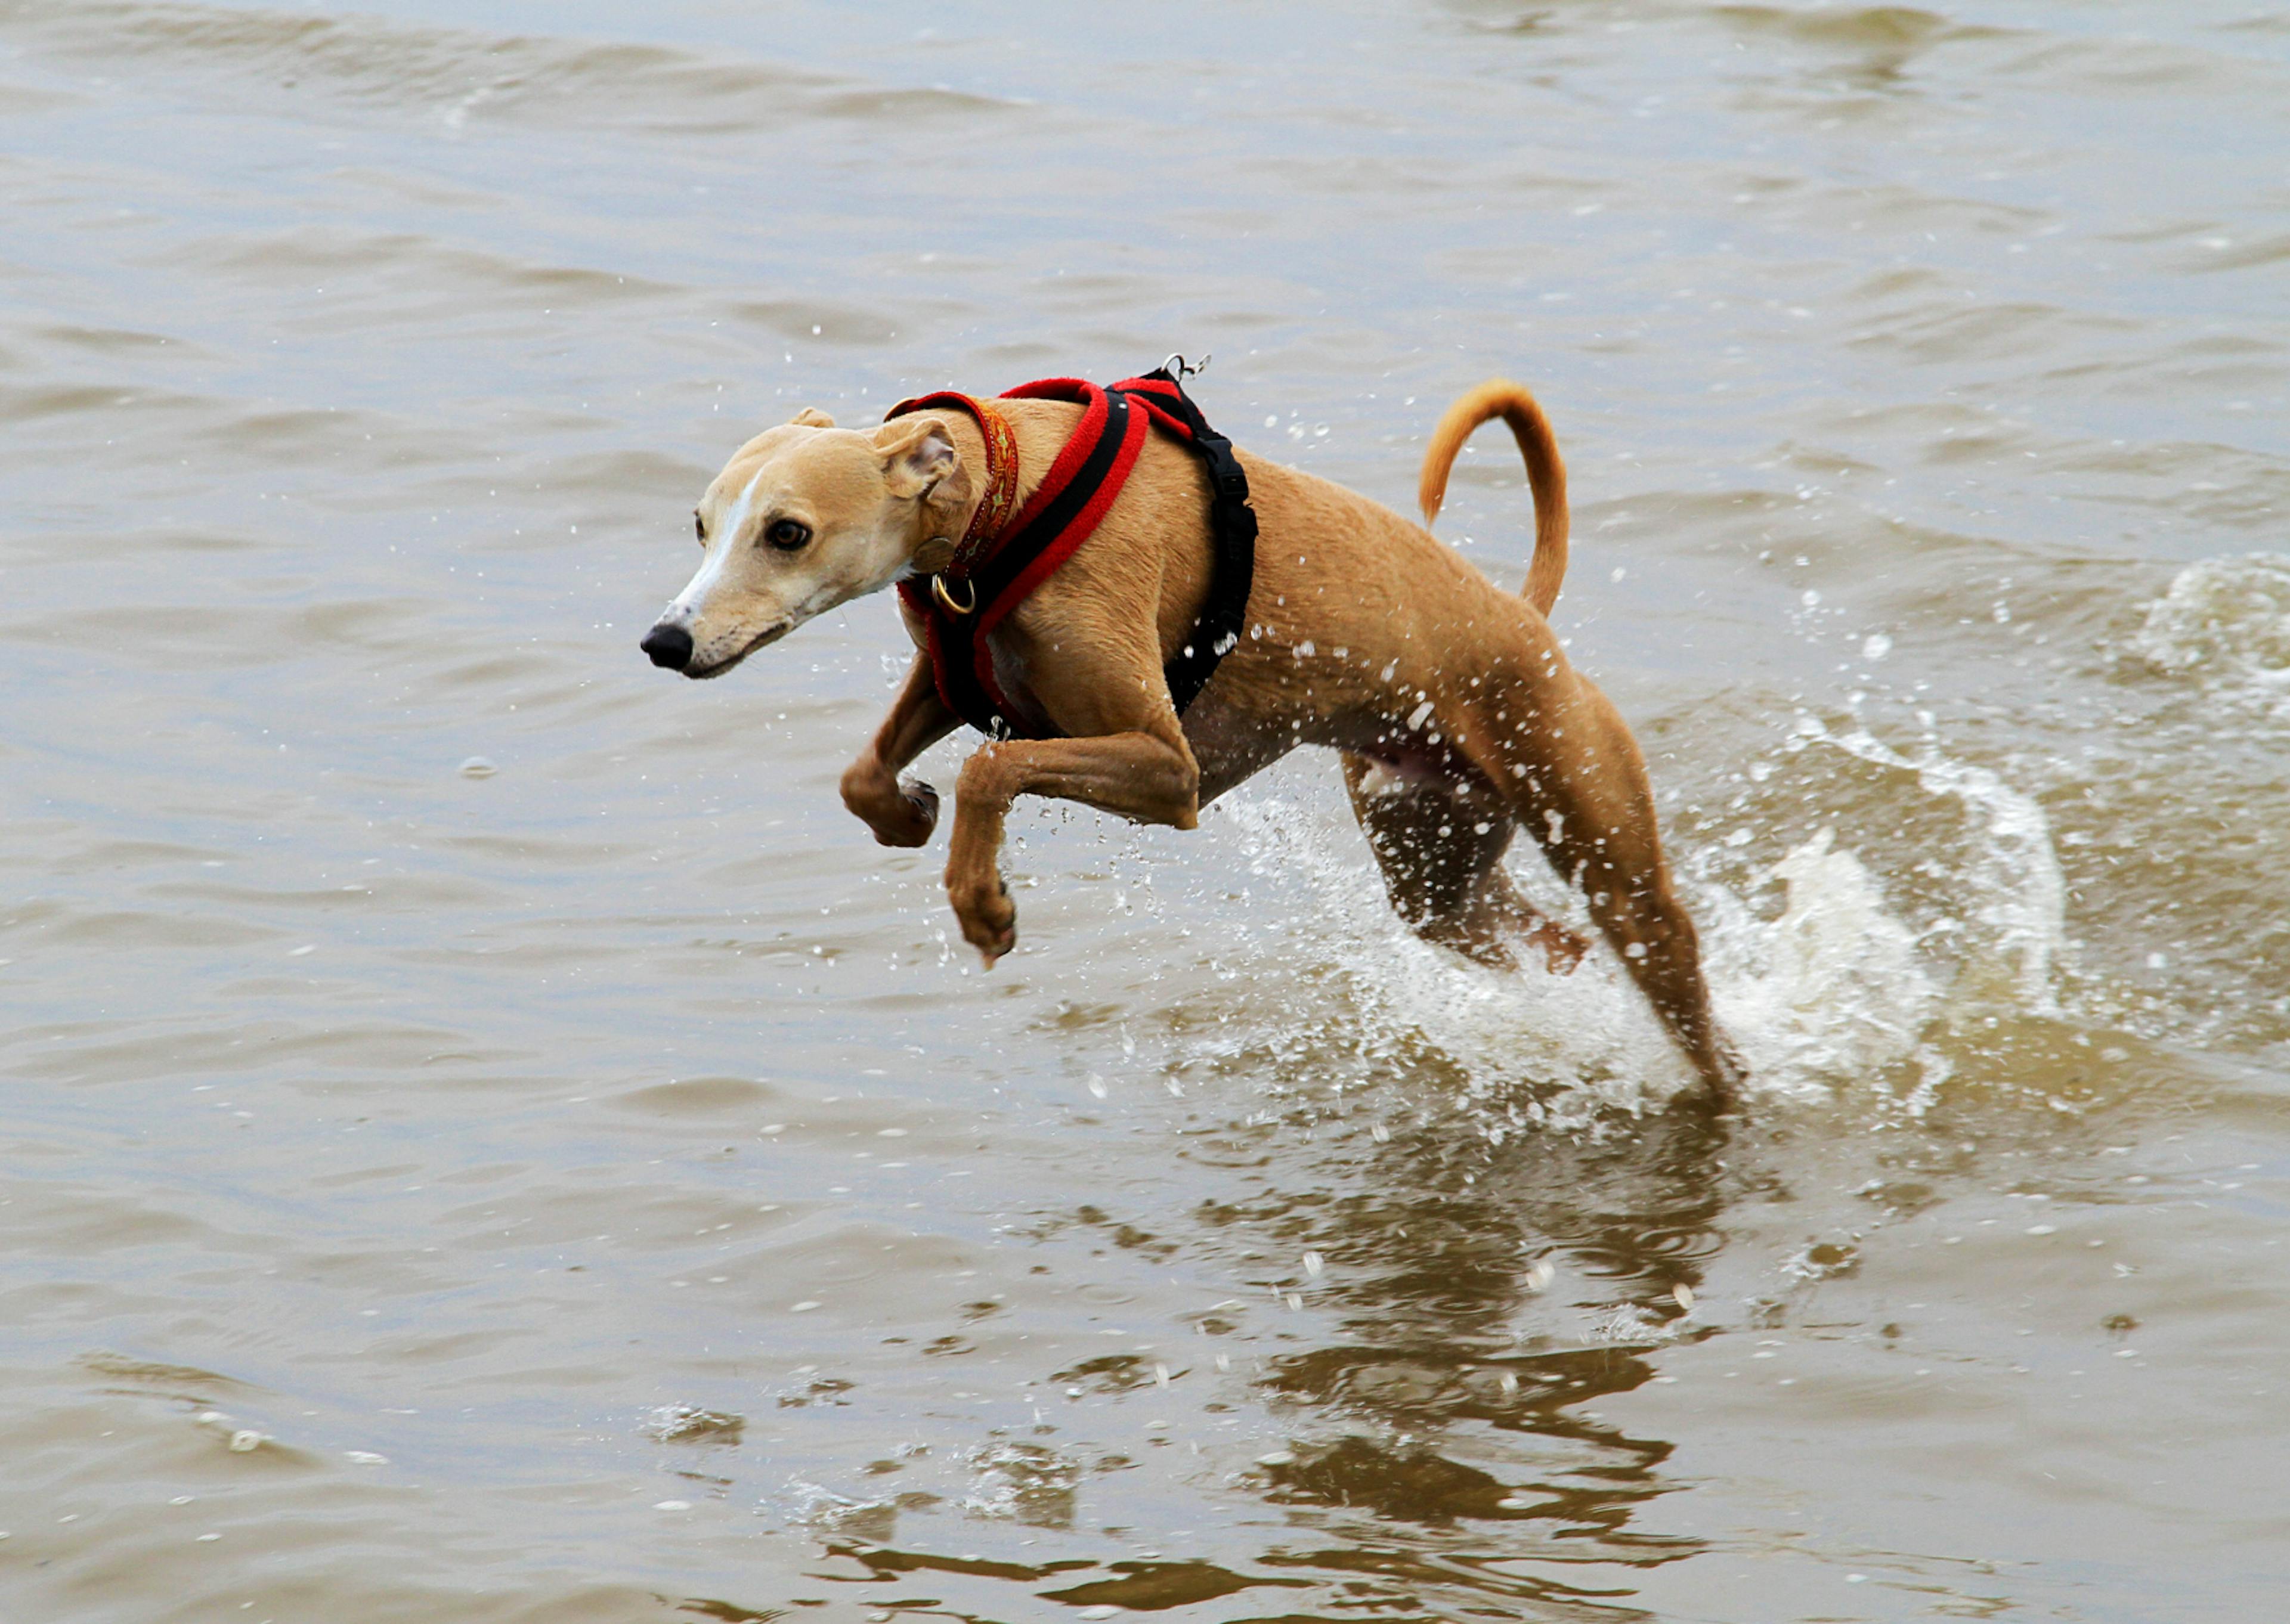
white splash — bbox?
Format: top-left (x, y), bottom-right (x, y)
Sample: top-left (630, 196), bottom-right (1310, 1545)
top-left (777, 1476), bottom-right (893, 1533)
top-left (1215, 794), bottom-right (1696, 1120)
top-left (2129, 552), bottom-right (2290, 721)
top-left (1202, 713), bottom-right (2068, 1119)
top-left (1704, 828), bottom-right (1938, 1087)
top-left (1813, 723), bottom-right (2066, 1012)
top-left (960, 1441), bottom-right (1079, 1523)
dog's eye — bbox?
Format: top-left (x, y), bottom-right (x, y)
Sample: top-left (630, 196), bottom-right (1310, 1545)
top-left (764, 519), bottom-right (812, 551)
top-left (694, 512), bottom-right (705, 544)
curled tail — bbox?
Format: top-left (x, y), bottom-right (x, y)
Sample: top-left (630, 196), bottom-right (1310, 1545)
top-left (1417, 378), bottom-right (1570, 617)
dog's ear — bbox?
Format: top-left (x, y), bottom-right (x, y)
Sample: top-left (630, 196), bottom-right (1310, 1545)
top-left (875, 417), bottom-right (972, 517)
top-left (787, 407), bottom-right (835, 429)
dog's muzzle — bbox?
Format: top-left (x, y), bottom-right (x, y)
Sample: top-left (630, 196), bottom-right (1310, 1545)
top-left (640, 622), bottom-right (694, 671)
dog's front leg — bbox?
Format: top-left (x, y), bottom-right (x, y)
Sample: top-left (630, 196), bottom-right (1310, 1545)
top-left (944, 724), bottom-right (1200, 964)
top-left (841, 653), bottom-right (960, 847)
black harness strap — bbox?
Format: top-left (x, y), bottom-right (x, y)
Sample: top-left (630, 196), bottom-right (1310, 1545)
top-left (889, 364), bottom-right (1257, 740)
top-left (1112, 366), bottom-right (1259, 717)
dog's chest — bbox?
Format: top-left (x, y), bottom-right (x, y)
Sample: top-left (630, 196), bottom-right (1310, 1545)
top-left (983, 639), bottom-right (1058, 737)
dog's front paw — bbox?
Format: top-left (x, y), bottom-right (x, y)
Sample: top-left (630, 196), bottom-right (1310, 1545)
top-left (948, 870), bottom-right (1017, 966)
top-left (841, 758), bottom-right (939, 847)
top-left (895, 776), bottom-right (941, 842)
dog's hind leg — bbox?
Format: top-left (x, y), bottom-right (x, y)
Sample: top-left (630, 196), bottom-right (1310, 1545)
top-left (1341, 752), bottom-right (1587, 973)
top-left (1446, 671), bottom-right (1746, 1108)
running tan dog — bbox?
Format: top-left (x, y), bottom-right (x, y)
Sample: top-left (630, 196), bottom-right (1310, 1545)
top-left (640, 376), bottom-right (1746, 1105)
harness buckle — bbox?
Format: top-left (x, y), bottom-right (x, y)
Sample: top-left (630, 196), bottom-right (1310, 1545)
top-left (931, 573), bottom-right (979, 616)
top-left (1160, 351), bottom-right (1211, 381)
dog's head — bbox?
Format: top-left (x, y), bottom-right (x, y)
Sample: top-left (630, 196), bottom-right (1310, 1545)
top-left (640, 408), bottom-right (971, 678)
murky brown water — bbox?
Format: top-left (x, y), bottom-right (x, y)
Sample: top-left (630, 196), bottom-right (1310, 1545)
top-left (5, 2), bottom-right (2288, 1619)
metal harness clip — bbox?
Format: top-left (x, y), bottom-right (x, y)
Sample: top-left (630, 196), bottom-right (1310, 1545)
top-left (931, 573), bottom-right (979, 616)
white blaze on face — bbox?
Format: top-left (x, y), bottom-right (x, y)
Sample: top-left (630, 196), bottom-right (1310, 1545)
top-left (664, 467), bottom-right (768, 625)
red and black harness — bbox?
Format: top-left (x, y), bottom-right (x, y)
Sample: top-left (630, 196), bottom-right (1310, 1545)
top-left (887, 362), bottom-right (1257, 740)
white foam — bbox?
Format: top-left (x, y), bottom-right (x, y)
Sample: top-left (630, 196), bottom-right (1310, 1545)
top-left (1813, 724), bottom-right (2066, 1013)
top-left (1197, 717), bottom-right (2068, 1121)
top-left (1214, 793), bottom-right (1694, 1123)
top-left (1701, 828), bottom-right (1939, 1090)
top-left (2129, 551), bottom-right (2290, 721)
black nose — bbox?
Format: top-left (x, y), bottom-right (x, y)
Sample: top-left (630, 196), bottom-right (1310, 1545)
top-left (640, 622), bottom-right (694, 671)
